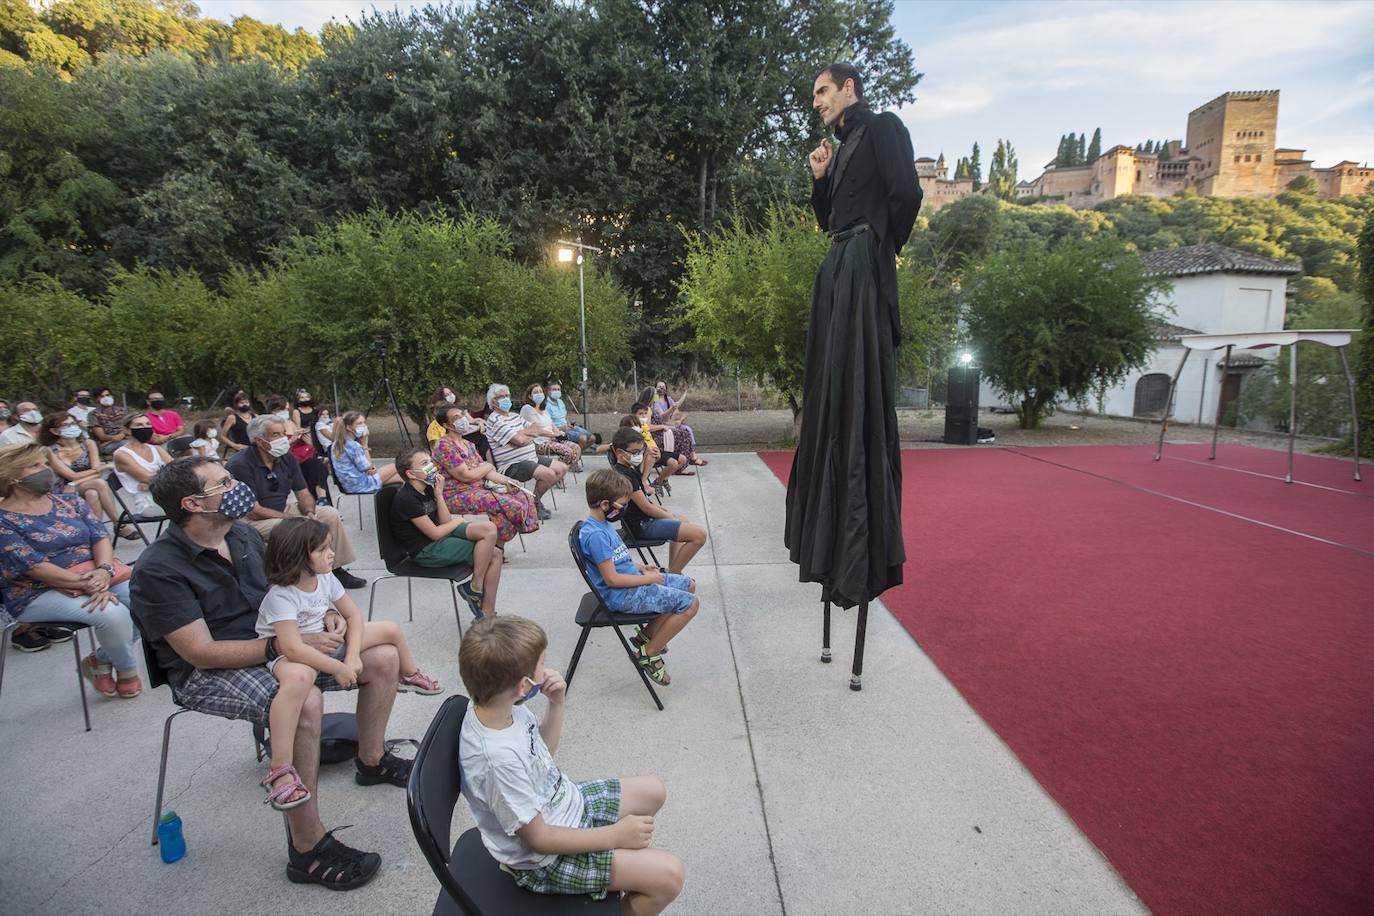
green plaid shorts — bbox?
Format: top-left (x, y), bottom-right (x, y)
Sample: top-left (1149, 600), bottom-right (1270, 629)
top-left (508, 778), bottom-right (621, 898)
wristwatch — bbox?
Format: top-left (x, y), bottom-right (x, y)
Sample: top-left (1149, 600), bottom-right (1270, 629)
top-left (97, 562), bottom-right (115, 577)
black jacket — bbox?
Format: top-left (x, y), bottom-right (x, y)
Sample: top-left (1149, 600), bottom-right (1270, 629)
top-left (810, 103), bottom-right (921, 251)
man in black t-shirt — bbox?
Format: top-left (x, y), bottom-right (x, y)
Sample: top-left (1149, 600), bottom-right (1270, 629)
top-left (387, 447), bottom-right (503, 618)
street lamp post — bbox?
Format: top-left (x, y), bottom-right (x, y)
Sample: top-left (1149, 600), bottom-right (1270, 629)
top-left (556, 237), bottom-right (602, 430)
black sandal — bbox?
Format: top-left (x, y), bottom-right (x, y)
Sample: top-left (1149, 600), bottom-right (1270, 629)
top-left (286, 827), bottom-right (381, 891)
top-left (354, 747), bottom-right (414, 787)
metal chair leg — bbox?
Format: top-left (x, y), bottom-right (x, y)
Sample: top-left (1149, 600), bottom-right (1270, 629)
top-left (0, 624), bottom-right (10, 703)
top-left (366, 574), bottom-right (399, 622)
top-left (73, 634), bottom-right (91, 731)
top-left (449, 584), bottom-right (464, 638)
top-left (564, 627), bottom-right (592, 689)
top-left (610, 622), bottom-right (664, 711)
top-left (518, 532), bottom-right (527, 553)
top-left (406, 578), bottom-right (413, 623)
top-left (850, 601), bottom-right (869, 691)
top-left (152, 709), bottom-right (190, 844)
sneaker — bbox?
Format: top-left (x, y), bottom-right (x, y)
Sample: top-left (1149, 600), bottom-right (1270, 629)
top-left (82, 654), bottom-right (118, 697)
top-left (535, 501), bottom-right (552, 521)
top-left (10, 628), bottom-right (51, 652)
top-left (456, 581), bottom-right (485, 619)
top-left (333, 568), bottom-right (368, 590)
top-left (398, 670), bottom-right (444, 695)
top-left (34, 625), bottom-right (74, 644)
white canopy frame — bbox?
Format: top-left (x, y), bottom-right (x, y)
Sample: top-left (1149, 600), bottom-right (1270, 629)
top-left (1154, 330), bottom-right (1361, 483)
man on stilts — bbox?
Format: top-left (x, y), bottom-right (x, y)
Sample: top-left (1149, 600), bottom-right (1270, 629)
top-left (784, 62), bottom-right (921, 690)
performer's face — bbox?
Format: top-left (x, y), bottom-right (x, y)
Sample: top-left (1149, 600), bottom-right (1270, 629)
top-left (813, 73), bottom-right (853, 127)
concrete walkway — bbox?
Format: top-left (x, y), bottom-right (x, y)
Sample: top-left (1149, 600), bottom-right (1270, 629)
top-left (0, 453), bottom-right (1145, 915)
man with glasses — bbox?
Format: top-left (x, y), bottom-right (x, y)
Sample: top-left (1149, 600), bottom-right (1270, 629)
top-left (131, 457), bottom-right (408, 890)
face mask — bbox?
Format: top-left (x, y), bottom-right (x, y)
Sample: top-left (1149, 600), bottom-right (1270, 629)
top-left (211, 480), bottom-right (257, 520)
top-left (531, 392), bottom-right (545, 405)
top-left (76, 396), bottom-right (91, 405)
top-left (207, 428), bottom-right (219, 439)
top-left (19, 410), bottom-right (43, 425)
top-left (549, 389), bottom-right (562, 401)
top-left (316, 418), bottom-right (332, 430)
top-left (513, 676), bottom-right (541, 706)
top-left (497, 397), bottom-right (512, 411)
top-left (444, 393), bottom-right (456, 404)
top-left (98, 396), bottom-right (114, 407)
top-left (0, 408), bottom-right (10, 419)
top-left (148, 399), bottom-right (165, 410)
top-left (267, 436), bottom-right (291, 457)
top-left (417, 462), bottom-right (440, 485)
top-left (236, 402), bottom-right (250, 411)
top-left (59, 426), bottom-right (83, 439)
top-left (16, 468), bottom-right (56, 493)
top-left (131, 427), bottom-right (154, 443)
top-left (298, 399), bottom-right (312, 407)
top-left (274, 411), bottom-right (290, 422)
top-left (454, 417), bottom-right (472, 434)
top-left (603, 502), bottom-right (623, 522)
top-left (353, 425), bottom-right (369, 439)
top-left (628, 450), bottom-right (644, 468)
top-left (636, 415), bottom-right (650, 426)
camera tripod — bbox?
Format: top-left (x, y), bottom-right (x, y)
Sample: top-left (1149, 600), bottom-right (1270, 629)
top-left (363, 336), bottom-right (414, 447)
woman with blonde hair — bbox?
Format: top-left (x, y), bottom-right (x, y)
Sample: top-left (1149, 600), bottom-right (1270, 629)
top-left (331, 411), bottom-right (401, 493)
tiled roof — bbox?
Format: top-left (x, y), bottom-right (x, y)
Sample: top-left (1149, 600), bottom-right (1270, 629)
top-left (1140, 243), bottom-right (1302, 278)
top-left (1150, 319), bottom-right (1203, 340)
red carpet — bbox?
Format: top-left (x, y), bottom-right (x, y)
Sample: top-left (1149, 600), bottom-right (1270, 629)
top-left (759, 445), bottom-right (1374, 916)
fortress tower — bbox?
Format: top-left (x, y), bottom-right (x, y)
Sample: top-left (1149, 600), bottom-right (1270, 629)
top-left (1185, 90), bottom-right (1279, 197)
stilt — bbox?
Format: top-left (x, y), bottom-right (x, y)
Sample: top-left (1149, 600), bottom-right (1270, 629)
top-left (850, 600), bottom-right (869, 691)
top-left (821, 600), bottom-right (832, 663)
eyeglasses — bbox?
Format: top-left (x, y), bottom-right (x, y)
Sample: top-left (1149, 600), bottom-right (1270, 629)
top-left (195, 478), bottom-right (235, 498)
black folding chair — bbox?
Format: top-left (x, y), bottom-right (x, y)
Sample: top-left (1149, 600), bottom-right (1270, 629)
top-left (367, 486), bottom-right (475, 631)
top-left (618, 523), bottom-right (665, 568)
top-left (408, 694), bottom-right (621, 916)
top-left (565, 522), bottom-right (663, 711)
top-left (109, 473), bottom-right (168, 546)
top-left (0, 601), bottom-right (93, 732)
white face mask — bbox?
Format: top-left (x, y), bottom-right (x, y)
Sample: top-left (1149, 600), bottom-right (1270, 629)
top-left (444, 393), bottom-right (456, 404)
top-left (275, 411), bottom-right (290, 422)
top-left (207, 428), bottom-right (219, 439)
top-left (354, 425), bottom-right (369, 439)
top-left (317, 417), bottom-right (332, 429)
top-left (455, 417), bottom-right (473, 434)
top-left (98, 396), bottom-right (114, 407)
top-left (19, 410), bottom-right (43, 424)
top-left (268, 436), bottom-right (291, 457)
top-left (59, 425), bottom-right (83, 439)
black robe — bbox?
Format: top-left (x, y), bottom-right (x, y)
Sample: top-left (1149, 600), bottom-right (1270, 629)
top-left (784, 103), bottom-right (921, 609)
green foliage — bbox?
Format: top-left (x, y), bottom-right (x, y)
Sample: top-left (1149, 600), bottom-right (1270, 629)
top-left (1287, 174), bottom-right (1318, 194)
top-left (969, 141), bottom-right (981, 189)
top-left (963, 239), bottom-right (1170, 428)
top-left (1356, 212), bottom-right (1374, 453)
top-left (1086, 127), bottom-right (1101, 163)
top-left (986, 138), bottom-right (1018, 200)
top-left (0, 277), bottom-right (109, 403)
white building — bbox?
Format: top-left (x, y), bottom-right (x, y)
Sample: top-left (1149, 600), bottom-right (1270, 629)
top-left (978, 243), bottom-right (1302, 424)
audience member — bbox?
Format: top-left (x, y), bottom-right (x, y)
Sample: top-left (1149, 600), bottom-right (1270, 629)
top-left (330, 411), bottom-right (401, 493)
top-left (543, 377), bottom-right (600, 451)
top-left (40, 412), bottom-right (135, 539)
top-left (430, 406), bottom-right (538, 549)
top-left (222, 388), bottom-right (255, 454)
top-left (227, 415), bottom-right (367, 589)
top-left (274, 393), bottom-right (330, 503)
top-left (311, 406), bottom-right (335, 455)
top-left (112, 414), bottom-right (172, 517)
top-left (484, 383), bottom-right (566, 521)
top-left (618, 412), bottom-right (683, 496)
top-left (143, 391), bottom-right (185, 444)
top-left (634, 402), bottom-right (686, 483)
top-left (520, 383), bottom-right (583, 470)
top-left (457, 615), bottom-right (683, 912)
top-left (130, 456), bottom-right (404, 889)
top-left (0, 399), bottom-right (11, 434)
top-left (89, 388), bottom-right (128, 457)
top-left (67, 388), bottom-right (96, 428)
top-left (188, 419), bottom-right (221, 459)
top-left (608, 427), bottom-right (707, 574)
top-left (256, 516), bottom-right (443, 810)
top-left (424, 386), bottom-right (459, 446)
top-left (389, 447), bottom-right (502, 618)
top-left (650, 382), bottom-right (705, 466)
top-left (0, 442), bottom-right (143, 698)
top-left (0, 402), bottom-right (43, 446)
top-left (579, 467), bottom-right (699, 687)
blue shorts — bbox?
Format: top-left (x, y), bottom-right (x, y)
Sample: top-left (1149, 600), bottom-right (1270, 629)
top-left (634, 518), bottom-right (682, 541)
top-left (602, 573), bottom-right (695, 616)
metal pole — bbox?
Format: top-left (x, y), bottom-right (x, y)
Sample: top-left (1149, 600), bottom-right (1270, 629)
top-left (1210, 345), bottom-right (1232, 460)
top-left (850, 601), bottom-right (869, 691)
top-left (1286, 342), bottom-right (1298, 484)
top-left (1155, 348), bottom-right (1191, 461)
top-left (1337, 345), bottom-right (1361, 481)
top-left (577, 242), bottom-right (589, 431)
top-left (736, 365), bottom-right (742, 411)
top-left (821, 599), bottom-right (831, 663)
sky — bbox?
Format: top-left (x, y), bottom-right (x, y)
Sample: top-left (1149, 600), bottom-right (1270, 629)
top-left (197, 0), bottom-right (1374, 177)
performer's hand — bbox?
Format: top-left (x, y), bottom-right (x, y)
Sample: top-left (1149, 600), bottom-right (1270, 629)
top-left (809, 140), bottom-right (833, 179)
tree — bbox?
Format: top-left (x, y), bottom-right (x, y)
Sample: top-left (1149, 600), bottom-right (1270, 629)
top-left (1356, 211), bottom-right (1374, 454)
top-left (963, 238), bottom-right (1170, 428)
top-left (1287, 174), bottom-right (1318, 194)
top-left (987, 138), bottom-right (1018, 200)
top-left (1076, 132), bottom-right (1086, 164)
top-left (970, 140), bottom-right (982, 189)
top-left (1087, 126), bottom-right (1101, 163)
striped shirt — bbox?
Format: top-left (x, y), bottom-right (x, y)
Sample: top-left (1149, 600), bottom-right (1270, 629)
top-left (485, 410), bottom-right (537, 473)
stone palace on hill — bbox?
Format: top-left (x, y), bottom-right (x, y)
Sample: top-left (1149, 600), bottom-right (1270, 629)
top-left (916, 90), bottom-right (1372, 212)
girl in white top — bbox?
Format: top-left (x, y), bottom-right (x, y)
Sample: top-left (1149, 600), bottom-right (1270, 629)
top-left (254, 517), bottom-right (443, 811)
top-left (187, 419), bottom-right (221, 459)
top-left (112, 413), bottom-right (171, 516)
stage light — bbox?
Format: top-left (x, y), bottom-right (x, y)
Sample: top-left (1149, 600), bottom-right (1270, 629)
top-left (959, 352), bottom-right (973, 365)
top-left (557, 247), bottom-right (575, 263)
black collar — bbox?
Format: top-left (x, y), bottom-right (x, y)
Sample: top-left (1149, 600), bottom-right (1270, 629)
top-left (836, 103), bottom-right (871, 142)
top-left (166, 520), bottom-right (247, 560)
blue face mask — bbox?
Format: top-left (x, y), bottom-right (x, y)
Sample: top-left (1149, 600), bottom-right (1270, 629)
top-left (513, 676), bottom-right (541, 706)
top-left (549, 390), bottom-right (562, 401)
top-left (531, 392), bottom-right (545, 405)
top-left (497, 397), bottom-right (512, 411)
top-left (212, 481), bottom-right (257, 520)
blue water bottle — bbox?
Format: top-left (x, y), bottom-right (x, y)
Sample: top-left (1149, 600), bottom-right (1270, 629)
top-left (157, 808), bottom-right (186, 863)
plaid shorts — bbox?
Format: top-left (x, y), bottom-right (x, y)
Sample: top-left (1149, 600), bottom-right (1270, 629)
top-left (508, 778), bottom-right (621, 899)
top-left (172, 662), bottom-right (345, 728)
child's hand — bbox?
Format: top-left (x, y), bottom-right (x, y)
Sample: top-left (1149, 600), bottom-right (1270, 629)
top-left (332, 663), bottom-right (358, 689)
top-left (346, 654), bottom-right (364, 680)
top-left (644, 568), bottom-right (665, 586)
top-left (614, 814), bottom-right (654, 849)
top-left (540, 669), bottom-right (567, 705)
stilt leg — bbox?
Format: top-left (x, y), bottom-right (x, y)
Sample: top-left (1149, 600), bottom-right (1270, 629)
top-left (850, 601), bottom-right (868, 691)
top-left (821, 599), bottom-right (832, 663)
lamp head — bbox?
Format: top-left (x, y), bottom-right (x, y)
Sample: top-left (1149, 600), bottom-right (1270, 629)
top-left (959, 352), bottom-right (973, 365)
top-left (557, 247), bottom-right (575, 263)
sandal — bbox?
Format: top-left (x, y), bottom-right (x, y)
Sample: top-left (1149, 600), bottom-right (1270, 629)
top-left (262, 764), bottom-right (312, 811)
top-left (355, 748), bottom-right (414, 787)
top-left (117, 525), bottom-right (141, 541)
top-left (630, 624), bottom-right (668, 655)
top-left (398, 669), bottom-right (444, 695)
top-left (286, 827), bottom-right (381, 891)
top-left (676, 469), bottom-right (696, 476)
top-left (636, 643), bottom-right (671, 686)
top-left (690, 457), bottom-right (708, 466)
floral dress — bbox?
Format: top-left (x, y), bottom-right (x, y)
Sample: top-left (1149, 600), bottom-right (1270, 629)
top-left (653, 397), bottom-right (697, 459)
top-left (431, 435), bottom-right (539, 544)
top-left (520, 405), bottom-right (582, 466)
top-left (0, 494), bottom-right (106, 615)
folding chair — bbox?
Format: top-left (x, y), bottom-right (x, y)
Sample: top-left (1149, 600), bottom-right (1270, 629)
top-left (328, 462), bottom-right (368, 530)
top-left (0, 602), bottom-right (93, 732)
top-left (109, 474), bottom-right (168, 546)
top-left (564, 522), bottom-right (664, 711)
top-left (408, 694), bottom-right (621, 915)
top-left (618, 524), bottom-right (665, 568)
top-left (367, 486), bottom-right (475, 632)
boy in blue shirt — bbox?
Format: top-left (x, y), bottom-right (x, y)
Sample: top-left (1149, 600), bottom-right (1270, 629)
top-left (578, 469), bottom-right (698, 686)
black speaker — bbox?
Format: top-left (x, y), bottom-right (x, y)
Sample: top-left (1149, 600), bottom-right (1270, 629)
top-left (943, 366), bottom-right (980, 445)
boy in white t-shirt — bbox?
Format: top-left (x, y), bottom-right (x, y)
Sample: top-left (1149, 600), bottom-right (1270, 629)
top-left (255, 517), bottom-right (443, 812)
top-left (458, 617), bottom-right (683, 913)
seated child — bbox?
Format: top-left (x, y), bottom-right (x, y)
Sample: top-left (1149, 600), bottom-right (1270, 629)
top-left (458, 616), bottom-right (684, 913)
top-left (607, 427), bottom-right (708, 576)
top-left (256, 517), bottom-right (443, 811)
top-left (579, 467), bottom-right (699, 686)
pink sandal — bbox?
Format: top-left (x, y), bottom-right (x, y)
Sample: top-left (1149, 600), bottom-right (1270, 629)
top-left (398, 669), bottom-right (444, 695)
top-left (262, 765), bottom-right (312, 811)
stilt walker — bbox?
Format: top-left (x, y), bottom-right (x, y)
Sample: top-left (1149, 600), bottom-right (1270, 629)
top-left (785, 63), bottom-right (922, 690)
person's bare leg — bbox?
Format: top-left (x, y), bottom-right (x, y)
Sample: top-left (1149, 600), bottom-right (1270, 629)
top-left (376, 463), bottom-right (401, 485)
top-left (609, 848), bottom-right (685, 916)
top-left (667, 540), bottom-right (679, 568)
top-left (533, 466), bottom-right (554, 500)
top-left (481, 548), bottom-right (502, 615)
top-left (83, 478), bottom-right (119, 524)
top-left (285, 687), bottom-right (327, 852)
top-left (619, 775), bottom-right (666, 816)
top-left (360, 620), bottom-right (417, 677)
top-left (268, 663), bottom-right (315, 801)
top-left (465, 520), bottom-right (496, 585)
top-left (668, 521), bottom-right (706, 574)
top-left (644, 599), bottom-right (697, 655)
top-left (355, 643), bottom-right (399, 767)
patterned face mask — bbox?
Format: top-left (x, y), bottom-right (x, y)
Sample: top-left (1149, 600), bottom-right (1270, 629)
top-left (214, 481), bottom-right (258, 520)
